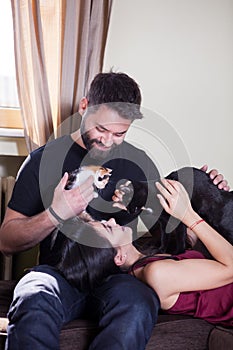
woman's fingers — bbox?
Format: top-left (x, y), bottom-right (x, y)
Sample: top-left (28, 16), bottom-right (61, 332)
top-left (156, 193), bottom-right (169, 211)
top-left (155, 179), bottom-right (192, 220)
top-left (156, 178), bottom-right (176, 198)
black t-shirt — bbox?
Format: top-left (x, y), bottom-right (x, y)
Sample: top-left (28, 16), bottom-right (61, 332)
top-left (9, 135), bottom-right (160, 264)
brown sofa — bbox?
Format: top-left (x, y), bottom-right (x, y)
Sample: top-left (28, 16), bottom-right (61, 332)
top-left (0, 280), bottom-right (232, 350)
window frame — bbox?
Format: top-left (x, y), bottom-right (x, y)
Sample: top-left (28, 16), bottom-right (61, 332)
top-left (0, 108), bottom-right (23, 129)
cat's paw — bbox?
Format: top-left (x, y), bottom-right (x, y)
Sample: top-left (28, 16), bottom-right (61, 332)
top-left (112, 180), bottom-right (133, 211)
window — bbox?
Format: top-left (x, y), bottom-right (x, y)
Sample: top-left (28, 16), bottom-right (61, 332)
top-left (0, 0), bottom-right (22, 129)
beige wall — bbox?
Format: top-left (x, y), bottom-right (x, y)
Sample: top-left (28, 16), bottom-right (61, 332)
top-left (0, 137), bottom-right (27, 176)
top-left (104, 0), bottom-right (233, 186)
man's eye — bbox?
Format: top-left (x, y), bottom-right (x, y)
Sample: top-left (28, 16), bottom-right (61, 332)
top-left (96, 127), bottom-right (105, 132)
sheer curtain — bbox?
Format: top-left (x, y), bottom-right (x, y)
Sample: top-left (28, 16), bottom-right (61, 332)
top-left (11, 0), bottom-right (113, 151)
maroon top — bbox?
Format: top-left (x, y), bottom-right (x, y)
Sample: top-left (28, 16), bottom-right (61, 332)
top-left (130, 250), bottom-right (233, 327)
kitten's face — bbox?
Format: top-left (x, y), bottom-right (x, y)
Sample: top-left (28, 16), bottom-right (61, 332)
top-left (91, 166), bottom-right (112, 189)
top-left (66, 165), bottom-right (112, 190)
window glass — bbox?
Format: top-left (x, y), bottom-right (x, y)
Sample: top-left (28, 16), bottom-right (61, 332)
top-left (0, 0), bottom-right (19, 108)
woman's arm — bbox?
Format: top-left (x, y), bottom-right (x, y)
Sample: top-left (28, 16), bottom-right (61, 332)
top-left (143, 179), bottom-right (233, 305)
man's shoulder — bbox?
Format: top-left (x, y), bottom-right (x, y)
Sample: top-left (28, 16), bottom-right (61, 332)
top-left (38, 135), bottom-right (72, 152)
top-left (119, 141), bottom-right (159, 180)
top-left (18, 135), bottom-right (73, 174)
top-left (30, 135), bottom-right (74, 161)
top-left (120, 141), bottom-right (148, 156)
top-left (119, 141), bottom-right (153, 165)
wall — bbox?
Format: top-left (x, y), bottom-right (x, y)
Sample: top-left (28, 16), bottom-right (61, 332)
top-left (103, 0), bottom-right (233, 186)
top-left (0, 137), bottom-right (27, 177)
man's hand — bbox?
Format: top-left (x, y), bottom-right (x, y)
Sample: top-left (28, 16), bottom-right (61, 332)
top-left (201, 165), bottom-right (230, 191)
top-left (51, 173), bottom-right (95, 221)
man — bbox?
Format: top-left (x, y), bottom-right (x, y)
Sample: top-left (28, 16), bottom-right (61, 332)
top-left (0, 72), bottom-right (228, 350)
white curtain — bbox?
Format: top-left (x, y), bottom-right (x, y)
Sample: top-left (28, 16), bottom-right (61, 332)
top-left (11, 0), bottom-right (113, 151)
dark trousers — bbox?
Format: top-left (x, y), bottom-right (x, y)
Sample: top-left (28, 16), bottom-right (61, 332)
top-left (6, 265), bottom-right (160, 350)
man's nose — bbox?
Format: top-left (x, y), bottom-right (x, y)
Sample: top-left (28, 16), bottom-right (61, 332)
top-left (101, 132), bottom-right (113, 147)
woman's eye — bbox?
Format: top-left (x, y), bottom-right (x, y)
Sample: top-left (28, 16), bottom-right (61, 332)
top-left (101, 223), bottom-right (111, 232)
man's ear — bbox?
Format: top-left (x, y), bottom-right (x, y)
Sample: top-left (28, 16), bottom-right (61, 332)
top-left (79, 97), bottom-right (88, 115)
top-left (114, 249), bottom-right (127, 267)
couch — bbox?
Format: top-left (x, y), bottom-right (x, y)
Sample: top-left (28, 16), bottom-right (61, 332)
top-left (0, 279), bottom-right (232, 350)
top-left (1, 175), bottom-right (233, 348)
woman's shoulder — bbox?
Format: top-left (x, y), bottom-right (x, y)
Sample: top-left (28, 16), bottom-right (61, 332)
top-left (142, 250), bottom-right (206, 285)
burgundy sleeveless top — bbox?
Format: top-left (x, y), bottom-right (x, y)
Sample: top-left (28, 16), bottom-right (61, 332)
top-left (130, 250), bottom-right (233, 327)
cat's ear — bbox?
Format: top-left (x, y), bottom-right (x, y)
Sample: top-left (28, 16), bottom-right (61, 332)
top-left (114, 248), bottom-right (127, 267)
top-left (79, 97), bottom-right (88, 115)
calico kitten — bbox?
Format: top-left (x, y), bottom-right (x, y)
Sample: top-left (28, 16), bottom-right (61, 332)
top-left (65, 165), bottom-right (112, 222)
top-left (114, 167), bottom-right (233, 254)
top-left (50, 165), bottom-right (112, 249)
top-left (66, 165), bottom-right (112, 191)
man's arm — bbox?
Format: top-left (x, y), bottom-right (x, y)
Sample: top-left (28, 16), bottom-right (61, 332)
top-left (0, 208), bottom-right (57, 254)
top-left (0, 174), bottom-right (95, 255)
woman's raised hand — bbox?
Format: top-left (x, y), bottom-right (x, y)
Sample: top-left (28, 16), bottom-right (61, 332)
top-left (155, 179), bottom-right (193, 222)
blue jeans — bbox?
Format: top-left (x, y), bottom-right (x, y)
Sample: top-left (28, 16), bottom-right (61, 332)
top-left (6, 265), bottom-right (160, 350)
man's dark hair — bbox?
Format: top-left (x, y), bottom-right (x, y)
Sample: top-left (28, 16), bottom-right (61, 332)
top-left (86, 71), bottom-right (143, 120)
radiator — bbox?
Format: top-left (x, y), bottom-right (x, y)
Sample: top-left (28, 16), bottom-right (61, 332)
top-left (0, 176), bottom-right (15, 280)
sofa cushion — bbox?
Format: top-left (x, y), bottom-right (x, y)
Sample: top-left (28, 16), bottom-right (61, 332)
top-left (59, 316), bottom-right (215, 350)
top-left (0, 281), bottom-right (15, 317)
top-left (60, 320), bottom-right (99, 350)
top-left (146, 318), bottom-right (214, 350)
top-left (208, 326), bottom-right (233, 350)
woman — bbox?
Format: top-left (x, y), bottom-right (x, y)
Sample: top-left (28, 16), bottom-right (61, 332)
top-left (58, 179), bottom-right (233, 327)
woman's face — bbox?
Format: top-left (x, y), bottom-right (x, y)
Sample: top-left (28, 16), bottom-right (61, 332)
top-left (90, 218), bottom-right (133, 247)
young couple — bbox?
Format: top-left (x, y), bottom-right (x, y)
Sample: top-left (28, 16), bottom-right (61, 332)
top-left (0, 71), bottom-right (230, 349)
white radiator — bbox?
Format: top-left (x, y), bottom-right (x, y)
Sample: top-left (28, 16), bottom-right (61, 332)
top-left (0, 176), bottom-right (15, 280)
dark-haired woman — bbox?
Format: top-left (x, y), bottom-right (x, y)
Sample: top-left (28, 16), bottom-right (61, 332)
top-left (58, 179), bottom-right (233, 328)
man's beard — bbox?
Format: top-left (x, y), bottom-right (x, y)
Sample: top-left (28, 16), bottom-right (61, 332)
top-left (81, 130), bottom-right (117, 160)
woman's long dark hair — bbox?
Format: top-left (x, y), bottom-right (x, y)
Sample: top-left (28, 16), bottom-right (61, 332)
top-left (57, 222), bottom-right (121, 292)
